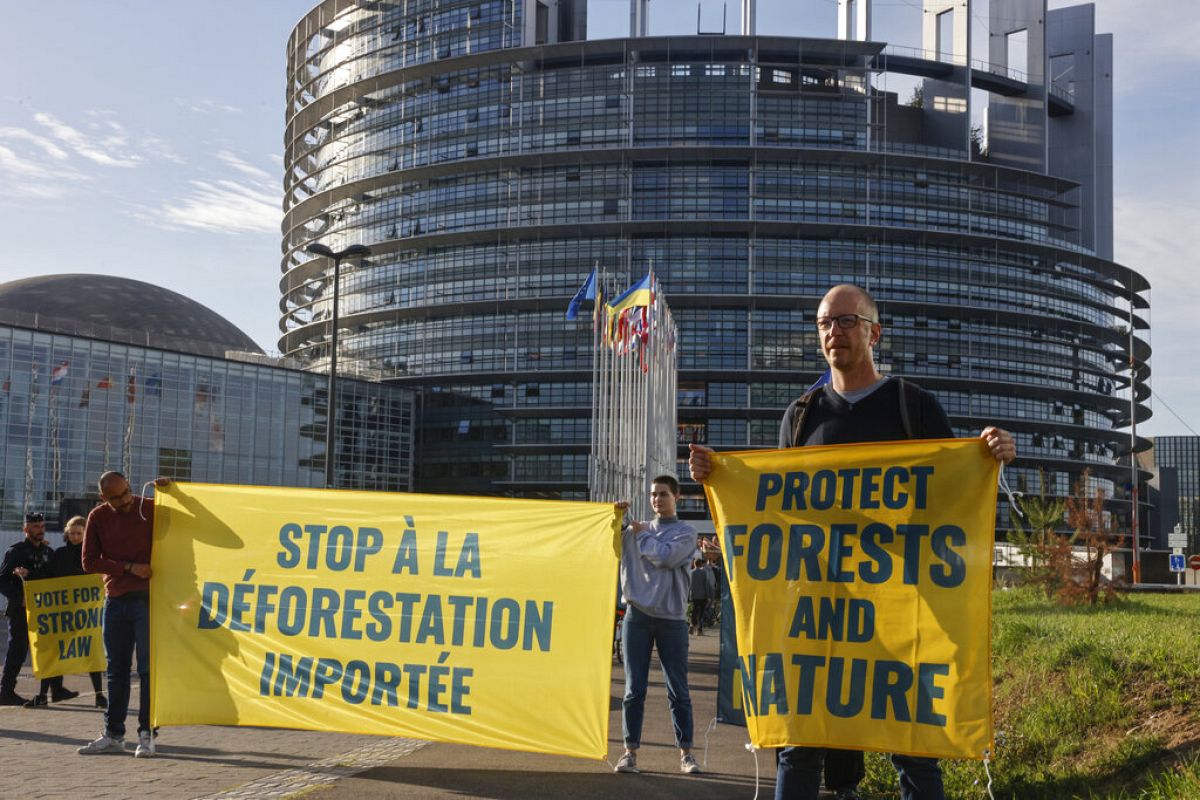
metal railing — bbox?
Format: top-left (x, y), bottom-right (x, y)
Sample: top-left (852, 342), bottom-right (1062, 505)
top-left (879, 44), bottom-right (1072, 105)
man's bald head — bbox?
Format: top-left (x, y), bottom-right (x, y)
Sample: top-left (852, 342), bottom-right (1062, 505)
top-left (98, 471), bottom-right (136, 513)
top-left (819, 284), bottom-right (878, 322)
top-left (98, 471), bottom-right (126, 495)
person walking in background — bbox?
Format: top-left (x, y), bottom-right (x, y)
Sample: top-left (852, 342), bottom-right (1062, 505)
top-left (688, 558), bottom-right (716, 635)
top-left (53, 515), bottom-right (106, 709)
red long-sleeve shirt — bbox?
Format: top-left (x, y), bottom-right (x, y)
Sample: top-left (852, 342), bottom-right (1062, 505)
top-left (82, 498), bottom-right (154, 597)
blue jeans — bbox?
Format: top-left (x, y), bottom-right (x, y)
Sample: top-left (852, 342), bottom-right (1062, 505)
top-left (775, 747), bottom-right (943, 800)
top-left (103, 592), bottom-right (150, 738)
top-left (621, 605), bottom-right (693, 749)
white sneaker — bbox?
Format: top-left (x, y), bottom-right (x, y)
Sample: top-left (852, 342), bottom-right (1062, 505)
top-left (614, 751), bottom-right (639, 773)
top-left (78, 733), bottom-right (125, 755)
top-left (681, 753), bottom-right (702, 774)
top-left (134, 730), bottom-right (155, 758)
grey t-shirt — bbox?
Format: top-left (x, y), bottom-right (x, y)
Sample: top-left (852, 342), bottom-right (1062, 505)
top-left (833, 375), bottom-right (890, 405)
top-left (619, 517), bottom-right (698, 620)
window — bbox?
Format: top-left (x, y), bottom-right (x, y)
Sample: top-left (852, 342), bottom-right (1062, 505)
top-left (1007, 29), bottom-right (1028, 75)
top-left (1050, 52), bottom-right (1075, 98)
top-left (936, 10), bottom-right (954, 63)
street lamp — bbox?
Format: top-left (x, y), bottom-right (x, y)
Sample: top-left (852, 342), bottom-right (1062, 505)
top-left (305, 242), bottom-right (372, 488)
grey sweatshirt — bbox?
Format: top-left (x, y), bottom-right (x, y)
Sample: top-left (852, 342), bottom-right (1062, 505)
top-left (619, 516), bottom-right (697, 620)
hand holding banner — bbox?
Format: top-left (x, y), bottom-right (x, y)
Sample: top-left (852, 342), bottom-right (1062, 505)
top-left (703, 438), bottom-right (998, 760)
top-left (150, 483), bottom-right (620, 759)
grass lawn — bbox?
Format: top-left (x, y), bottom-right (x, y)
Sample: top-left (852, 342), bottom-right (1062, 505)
top-left (858, 586), bottom-right (1200, 799)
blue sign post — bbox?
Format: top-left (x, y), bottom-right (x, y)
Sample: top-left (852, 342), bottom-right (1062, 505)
top-left (1169, 554), bottom-right (1186, 573)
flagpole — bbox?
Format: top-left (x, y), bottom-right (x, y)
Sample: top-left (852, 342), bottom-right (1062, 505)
top-left (24, 363), bottom-right (38, 513)
top-left (123, 367), bottom-right (137, 476)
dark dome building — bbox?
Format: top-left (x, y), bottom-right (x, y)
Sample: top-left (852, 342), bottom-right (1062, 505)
top-left (0, 274), bottom-right (263, 358)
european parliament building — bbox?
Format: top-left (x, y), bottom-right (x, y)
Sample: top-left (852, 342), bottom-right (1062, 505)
top-left (280, 0), bottom-right (1151, 540)
top-left (0, 275), bottom-right (415, 535)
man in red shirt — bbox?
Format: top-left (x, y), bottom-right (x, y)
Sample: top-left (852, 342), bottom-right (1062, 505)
top-left (77, 472), bottom-right (168, 758)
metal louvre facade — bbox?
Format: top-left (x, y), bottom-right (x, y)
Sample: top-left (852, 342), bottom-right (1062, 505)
top-left (282, 2), bottom-right (1150, 531)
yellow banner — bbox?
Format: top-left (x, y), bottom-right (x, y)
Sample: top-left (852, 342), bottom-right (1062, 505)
top-left (149, 483), bottom-right (620, 760)
top-left (23, 574), bottom-right (107, 679)
top-left (703, 439), bottom-right (997, 760)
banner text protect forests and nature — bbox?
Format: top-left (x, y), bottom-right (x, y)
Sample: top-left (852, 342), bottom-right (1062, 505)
top-left (150, 483), bottom-right (619, 759)
top-left (704, 439), bottom-right (998, 760)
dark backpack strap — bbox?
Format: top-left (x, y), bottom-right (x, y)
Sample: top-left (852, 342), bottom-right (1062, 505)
top-left (897, 377), bottom-right (913, 439)
top-left (789, 387), bottom-right (822, 447)
top-left (895, 376), bottom-right (925, 439)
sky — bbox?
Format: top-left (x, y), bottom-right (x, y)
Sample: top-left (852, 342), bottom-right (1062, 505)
top-left (0, 0), bottom-right (1195, 437)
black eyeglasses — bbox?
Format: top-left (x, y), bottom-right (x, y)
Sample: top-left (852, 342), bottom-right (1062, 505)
top-left (816, 314), bottom-right (876, 331)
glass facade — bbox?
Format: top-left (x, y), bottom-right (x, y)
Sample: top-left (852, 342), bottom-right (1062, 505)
top-left (283, 4), bottom-right (1150, 536)
top-left (1154, 436), bottom-right (1200, 549)
top-left (0, 323), bottom-right (414, 532)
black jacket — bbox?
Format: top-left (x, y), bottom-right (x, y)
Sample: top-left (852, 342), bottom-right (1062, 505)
top-left (54, 541), bottom-right (86, 578)
top-left (0, 539), bottom-right (56, 608)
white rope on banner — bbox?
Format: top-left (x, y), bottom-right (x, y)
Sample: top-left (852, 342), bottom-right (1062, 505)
top-left (139, 481), bottom-right (155, 521)
top-left (997, 464), bottom-right (1022, 517)
top-left (701, 716), bottom-right (718, 769)
top-left (978, 748), bottom-right (996, 800)
top-left (745, 742), bottom-right (761, 800)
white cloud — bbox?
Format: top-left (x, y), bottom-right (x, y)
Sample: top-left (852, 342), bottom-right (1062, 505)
top-left (33, 112), bottom-right (142, 167)
top-left (216, 150), bottom-right (274, 182)
top-left (0, 127), bottom-right (69, 160)
top-left (177, 98), bottom-right (244, 114)
top-left (0, 142), bottom-right (92, 200)
top-left (134, 146), bottom-right (281, 235)
top-left (141, 133), bottom-right (186, 165)
top-left (138, 171), bottom-right (281, 235)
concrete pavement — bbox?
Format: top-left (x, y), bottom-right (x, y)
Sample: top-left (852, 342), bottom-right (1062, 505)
top-left (1, 621), bottom-right (781, 799)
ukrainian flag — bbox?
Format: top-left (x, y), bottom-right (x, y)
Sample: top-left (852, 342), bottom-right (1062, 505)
top-left (605, 271), bottom-right (655, 346)
top-left (606, 272), bottom-right (653, 315)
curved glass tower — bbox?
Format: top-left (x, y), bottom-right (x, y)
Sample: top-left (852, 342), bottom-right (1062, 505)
top-left (282, 1), bottom-right (1151, 541)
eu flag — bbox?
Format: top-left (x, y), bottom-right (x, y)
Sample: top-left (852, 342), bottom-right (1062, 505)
top-left (565, 268), bottom-right (597, 320)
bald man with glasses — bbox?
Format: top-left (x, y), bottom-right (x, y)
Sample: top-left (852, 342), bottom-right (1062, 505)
top-left (78, 471), bottom-right (169, 758)
top-left (690, 284), bottom-right (1014, 800)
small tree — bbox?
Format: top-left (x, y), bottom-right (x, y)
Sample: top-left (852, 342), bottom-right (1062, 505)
top-left (1007, 470), bottom-right (1067, 595)
top-left (1060, 470), bottom-right (1125, 605)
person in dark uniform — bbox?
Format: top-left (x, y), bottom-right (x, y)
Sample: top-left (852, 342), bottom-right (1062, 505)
top-left (1, 512), bottom-right (63, 706)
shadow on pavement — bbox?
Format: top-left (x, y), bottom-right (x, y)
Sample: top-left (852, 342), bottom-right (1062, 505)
top-left (0, 728), bottom-right (91, 747)
top-left (354, 765), bottom-right (764, 799)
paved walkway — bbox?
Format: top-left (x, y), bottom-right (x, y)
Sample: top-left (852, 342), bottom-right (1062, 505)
top-left (1, 622), bottom-right (781, 799)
